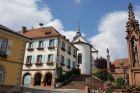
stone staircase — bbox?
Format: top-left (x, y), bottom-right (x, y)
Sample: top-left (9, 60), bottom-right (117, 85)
top-left (60, 75), bottom-right (91, 89)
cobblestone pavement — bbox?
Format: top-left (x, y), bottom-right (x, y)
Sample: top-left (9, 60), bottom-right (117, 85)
top-left (24, 89), bottom-right (84, 93)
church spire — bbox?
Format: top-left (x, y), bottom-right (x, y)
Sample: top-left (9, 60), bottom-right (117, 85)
top-left (78, 19), bottom-right (80, 32)
top-left (126, 3), bottom-right (139, 34)
top-left (72, 20), bottom-right (82, 41)
top-left (128, 3), bottom-right (135, 21)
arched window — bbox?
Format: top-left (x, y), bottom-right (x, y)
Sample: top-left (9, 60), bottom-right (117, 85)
top-left (78, 53), bottom-right (82, 64)
top-left (0, 65), bottom-right (4, 84)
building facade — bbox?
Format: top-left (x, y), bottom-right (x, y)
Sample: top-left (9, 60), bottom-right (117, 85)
top-left (21, 26), bottom-right (78, 88)
top-left (72, 29), bottom-right (98, 75)
top-left (0, 24), bottom-right (29, 86)
top-left (126, 4), bottom-right (140, 86)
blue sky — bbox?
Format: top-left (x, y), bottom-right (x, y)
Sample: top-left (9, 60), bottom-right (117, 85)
top-left (0, 0), bottom-right (140, 61)
top-left (39, 0), bottom-right (140, 38)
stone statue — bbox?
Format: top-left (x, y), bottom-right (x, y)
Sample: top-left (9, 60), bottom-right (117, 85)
top-left (132, 38), bottom-right (138, 66)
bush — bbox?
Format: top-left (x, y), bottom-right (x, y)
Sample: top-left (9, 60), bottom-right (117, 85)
top-left (93, 69), bottom-right (114, 82)
top-left (136, 85), bottom-right (140, 91)
top-left (57, 69), bottom-right (80, 82)
top-left (115, 77), bottom-right (124, 87)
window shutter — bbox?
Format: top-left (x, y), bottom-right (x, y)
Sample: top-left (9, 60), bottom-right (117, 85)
top-left (23, 55), bottom-right (27, 64)
top-left (6, 40), bottom-right (13, 56)
top-left (31, 56), bottom-right (34, 63)
top-left (41, 55), bottom-right (45, 63)
top-left (53, 54), bottom-right (57, 62)
top-left (45, 55), bottom-right (48, 63)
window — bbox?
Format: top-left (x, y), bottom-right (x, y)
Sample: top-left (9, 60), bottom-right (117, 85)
top-left (61, 42), bottom-right (66, 51)
top-left (0, 70), bottom-right (3, 83)
top-left (67, 59), bottom-right (71, 67)
top-left (61, 55), bottom-right (64, 63)
top-left (26, 56), bottom-right (32, 64)
top-left (37, 55), bottom-right (42, 63)
top-left (48, 54), bottom-right (53, 62)
top-left (78, 53), bottom-right (82, 64)
top-left (73, 49), bottom-right (76, 57)
top-left (28, 42), bottom-right (33, 48)
top-left (49, 39), bottom-right (54, 47)
top-left (38, 41), bottom-right (43, 48)
top-left (0, 38), bottom-right (8, 55)
top-left (67, 45), bottom-right (71, 54)
top-left (72, 62), bottom-right (76, 69)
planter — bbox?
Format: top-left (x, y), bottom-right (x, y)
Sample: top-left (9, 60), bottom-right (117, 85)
top-left (25, 63), bottom-right (32, 66)
top-left (35, 62), bottom-right (43, 66)
top-left (60, 63), bottom-right (65, 66)
top-left (47, 62), bottom-right (54, 66)
top-left (48, 46), bottom-right (55, 49)
top-left (37, 47), bottom-right (44, 50)
top-left (27, 48), bottom-right (34, 51)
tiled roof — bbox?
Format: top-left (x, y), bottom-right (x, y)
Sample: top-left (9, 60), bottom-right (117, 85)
top-left (0, 24), bottom-right (30, 40)
top-left (112, 58), bottom-right (129, 73)
top-left (113, 58), bottom-right (129, 67)
top-left (22, 26), bottom-right (61, 38)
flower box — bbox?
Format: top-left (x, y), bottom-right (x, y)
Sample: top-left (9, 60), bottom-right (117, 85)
top-left (37, 47), bottom-right (44, 50)
top-left (35, 62), bottom-right (43, 66)
top-left (25, 63), bottom-right (32, 66)
top-left (48, 46), bottom-right (55, 49)
top-left (47, 62), bottom-right (54, 66)
top-left (27, 48), bottom-right (34, 51)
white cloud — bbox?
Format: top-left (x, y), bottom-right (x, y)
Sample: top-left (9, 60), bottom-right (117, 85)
top-left (89, 11), bottom-right (128, 61)
top-left (89, 7), bottom-right (140, 61)
top-left (75, 0), bottom-right (80, 4)
top-left (0, 0), bottom-right (77, 41)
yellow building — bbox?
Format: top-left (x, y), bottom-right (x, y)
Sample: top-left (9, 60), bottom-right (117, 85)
top-left (0, 24), bottom-right (29, 86)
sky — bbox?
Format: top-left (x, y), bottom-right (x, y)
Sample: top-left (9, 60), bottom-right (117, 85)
top-left (0, 0), bottom-right (140, 61)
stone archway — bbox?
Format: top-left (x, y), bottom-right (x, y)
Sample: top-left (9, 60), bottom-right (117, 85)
top-left (34, 73), bottom-right (42, 86)
top-left (44, 72), bottom-right (52, 86)
top-left (22, 73), bottom-right (31, 86)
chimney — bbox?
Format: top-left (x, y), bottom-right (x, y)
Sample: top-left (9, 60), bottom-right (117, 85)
top-left (22, 26), bottom-right (27, 33)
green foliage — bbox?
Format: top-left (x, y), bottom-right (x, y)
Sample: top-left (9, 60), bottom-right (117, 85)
top-left (94, 57), bottom-right (107, 69)
top-left (136, 85), bottom-right (140, 91)
top-left (57, 69), bottom-right (80, 82)
top-left (108, 74), bottom-right (115, 82)
top-left (115, 77), bottom-right (124, 87)
top-left (93, 69), bottom-right (114, 82)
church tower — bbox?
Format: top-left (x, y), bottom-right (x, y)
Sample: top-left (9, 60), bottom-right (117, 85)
top-left (72, 21), bottom-right (98, 75)
top-left (126, 3), bottom-right (140, 86)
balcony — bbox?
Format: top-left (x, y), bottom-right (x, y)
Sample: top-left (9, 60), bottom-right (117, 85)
top-left (35, 62), bottom-right (43, 66)
top-left (48, 46), bottom-right (55, 49)
top-left (61, 47), bottom-right (66, 51)
top-left (25, 63), bottom-right (32, 67)
top-left (47, 62), bottom-right (54, 66)
top-left (0, 52), bottom-right (7, 58)
top-left (37, 47), bottom-right (44, 50)
top-left (27, 48), bottom-right (34, 51)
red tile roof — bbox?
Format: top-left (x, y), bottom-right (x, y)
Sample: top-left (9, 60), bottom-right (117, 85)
top-left (22, 26), bottom-right (61, 38)
top-left (113, 58), bottom-right (129, 73)
top-left (113, 58), bottom-right (129, 68)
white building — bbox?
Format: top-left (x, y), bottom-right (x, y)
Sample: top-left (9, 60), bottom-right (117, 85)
top-left (72, 29), bottom-right (98, 75)
top-left (21, 26), bottom-right (78, 88)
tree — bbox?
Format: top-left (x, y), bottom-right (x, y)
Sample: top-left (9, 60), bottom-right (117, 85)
top-left (94, 57), bottom-right (115, 72)
top-left (93, 69), bottom-right (114, 82)
top-left (94, 57), bottom-right (107, 69)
